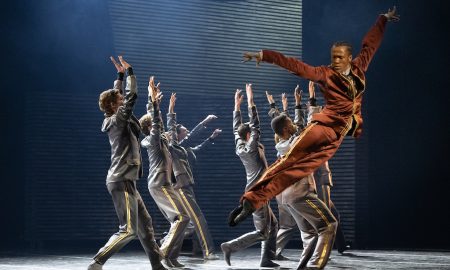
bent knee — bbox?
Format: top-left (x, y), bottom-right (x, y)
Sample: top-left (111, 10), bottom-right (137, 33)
top-left (177, 214), bottom-right (191, 225)
top-left (258, 230), bottom-right (270, 240)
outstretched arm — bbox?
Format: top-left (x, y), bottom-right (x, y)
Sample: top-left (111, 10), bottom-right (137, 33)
top-left (115, 56), bottom-right (137, 123)
top-left (293, 85), bottom-right (305, 131)
top-left (233, 89), bottom-right (245, 150)
top-left (266, 90), bottom-right (281, 118)
top-left (110, 56), bottom-right (125, 93)
top-left (233, 89), bottom-right (244, 133)
top-left (146, 76), bottom-right (161, 113)
top-left (308, 81), bottom-right (316, 106)
top-left (307, 81), bottom-right (322, 124)
top-left (141, 90), bottom-right (164, 148)
top-left (190, 128), bottom-right (222, 153)
top-left (246, 83), bottom-right (261, 150)
top-left (353, 6), bottom-right (399, 72)
top-left (183, 114), bottom-right (218, 145)
top-left (243, 50), bottom-right (327, 83)
top-left (281, 92), bottom-right (289, 113)
top-left (167, 93), bottom-right (179, 145)
top-left (148, 76), bottom-right (164, 133)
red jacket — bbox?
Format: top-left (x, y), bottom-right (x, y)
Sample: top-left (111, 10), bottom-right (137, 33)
top-left (261, 15), bottom-right (388, 138)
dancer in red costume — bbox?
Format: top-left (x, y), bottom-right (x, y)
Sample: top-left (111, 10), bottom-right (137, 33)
top-left (229, 7), bottom-right (400, 230)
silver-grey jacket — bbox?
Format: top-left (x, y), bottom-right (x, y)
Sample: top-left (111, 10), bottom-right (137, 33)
top-left (101, 76), bottom-right (142, 183)
top-left (307, 105), bottom-right (322, 125)
top-left (141, 101), bottom-right (173, 188)
top-left (234, 106), bottom-right (268, 191)
top-left (167, 112), bottom-right (194, 189)
top-left (179, 120), bottom-right (207, 147)
top-left (268, 104), bottom-right (305, 157)
top-left (268, 103), bottom-right (316, 191)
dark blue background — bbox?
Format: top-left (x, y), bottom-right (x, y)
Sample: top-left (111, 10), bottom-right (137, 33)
top-left (2, 0), bottom-right (449, 251)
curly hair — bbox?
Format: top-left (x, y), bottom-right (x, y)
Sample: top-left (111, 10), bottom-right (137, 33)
top-left (139, 113), bottom-right (153, 136)
top-left (99, 89), bottom-right (120, 117)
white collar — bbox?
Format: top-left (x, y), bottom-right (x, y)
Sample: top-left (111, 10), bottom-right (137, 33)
top-left (342, 66), bottom-right (351, 76)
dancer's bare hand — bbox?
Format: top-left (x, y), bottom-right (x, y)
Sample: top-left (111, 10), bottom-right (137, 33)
top-left (201, 115), bottom-right (217, 127)
top-left (308, 81), bottom-right (315, 100)
top-left (148, 76), bottom-right (161, 96)
top-left (295, 85), bottom-right (303, 106)
top-left (110, 56), bottom-right (125, 73)
top-left (266, 91), bottom-right (275, 104)
top-left (118, 56), bottom-right (131, 69)
top-left (281, 93), bottom-right (288, 111)
top-left (169, 93), bottom-right (176, 113)
top-left (234, 89), bottom-right (243, 111)
top-left (210, 128), bottom-right (222, 139)
top-left (383, 6), bottom-right (400, 22)
top-left (204, 114), bottom-right (218, 123)
top-left (242, 52), bottom-right (261, 66)
top-left (246, 83), bottom-right (255, 107)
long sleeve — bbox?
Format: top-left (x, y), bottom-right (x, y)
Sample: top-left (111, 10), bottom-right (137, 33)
top-left (146, 94), bottom-right (153, 114)
top-left (180, 120), bottom-right (206, 146)
top-left (167, 112), bottom-right (179, 145)
top-left (190, 137), bottom-right (213, 153)
top-left (113, 72), bottom-right (124, 93)
top-left (262, 50), bottom-right (328, 84)
top-left (247, 105), bottom-right (261, 151)
top-left (116, 73), bottom-right (137, 126)
top-left (307, 105), bottom-right (322, 124)
top-left (268, 103), bottom-right (281, 119)
top-left (233, 110), bottom-right (243, 141)
top-left (352, 15), bottom-right (388, 72)
top-left (233, 110), bottom-right (247, 155)
top-left (141, 101), bottom-right (162, 148)
top-left (294, 105), bottom-right (306, 132)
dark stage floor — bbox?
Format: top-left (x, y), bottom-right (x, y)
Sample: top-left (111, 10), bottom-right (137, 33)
top-left (1, 249), bottom-right (449, 270)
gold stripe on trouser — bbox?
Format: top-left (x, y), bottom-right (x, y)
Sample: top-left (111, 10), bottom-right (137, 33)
top-left (178, 189), bottom-right (210, 257)
top-left (306, 199), bottom-right (332, 268)
top-left (254, 123), bottom-right (318, 185)
top-left (96, 189), bottom-right (131, 260)
top-left (160, 186), bottom-right (183, 257)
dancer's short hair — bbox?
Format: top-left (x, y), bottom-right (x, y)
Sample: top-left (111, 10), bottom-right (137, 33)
top-left (271, 114), bottom-right (289, 136)
top-left (99, 89), bottom-right (120, 117)
top-left (176, 124), bottom-right (183, 135)
top-left (332, 41), bottom-right (353, 55)
top-left (139, 113), bottom-right (153, 136)
top-left (237, 123), bottom-right (251, 140)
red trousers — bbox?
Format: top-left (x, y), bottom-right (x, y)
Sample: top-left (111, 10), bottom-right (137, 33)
top-left (242, 123), bottom-right (345, 210)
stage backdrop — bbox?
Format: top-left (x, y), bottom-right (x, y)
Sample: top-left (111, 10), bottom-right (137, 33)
top-left (23, 0), bottom-right (359, 249)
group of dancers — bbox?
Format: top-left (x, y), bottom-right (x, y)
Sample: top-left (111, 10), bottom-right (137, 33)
top-left (88, 6), bottom-right (399, 270)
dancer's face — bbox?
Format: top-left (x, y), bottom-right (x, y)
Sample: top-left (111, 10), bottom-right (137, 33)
top-left (111, 93), bottom-right (124, 112)
top-left (284, 118), bottom-right (297, 137)
top-left (178, 125), bottom-right (189, 141)
top-left (330, 46), bottom-right (352, 74)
